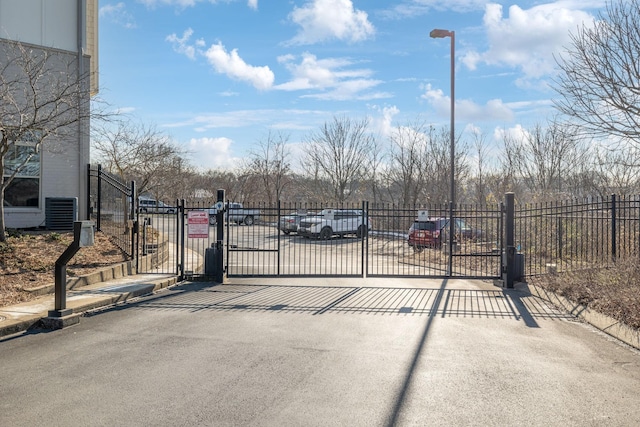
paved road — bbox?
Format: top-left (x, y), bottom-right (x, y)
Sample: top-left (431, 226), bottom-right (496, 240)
top-left (3, 278), bottom-right (638, 426)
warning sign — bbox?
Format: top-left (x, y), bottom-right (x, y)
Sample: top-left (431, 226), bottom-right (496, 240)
top-left (188, 210), bottom-right (209, 239)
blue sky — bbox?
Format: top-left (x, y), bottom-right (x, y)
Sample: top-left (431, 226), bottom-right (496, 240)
top-left (97, 0), bottom-right (605, 171)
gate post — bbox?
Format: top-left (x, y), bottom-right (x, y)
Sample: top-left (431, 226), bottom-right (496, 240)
top-left (503, 192), bottom-right (516, 288)
top-left (215, 189), bottom-right (225, 283)
top-left (611, 194), bottom-right (617, 263)
top-left (96, 164), bottom-right (102, 231)
top-left (130, 180), bottom-right (136, 262)
top-left (179, 199), bottom-right (185, 279)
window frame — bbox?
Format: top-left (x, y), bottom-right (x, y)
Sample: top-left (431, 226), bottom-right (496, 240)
top-left (3, 136), bottom-right (42, 210)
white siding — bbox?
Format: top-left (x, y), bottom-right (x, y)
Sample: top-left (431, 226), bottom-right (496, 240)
top-left (4, 140), bottom-right (81, 229)
top-left (0, 0), bottom-right (78, 51)
top-left (0, 2), bottom-right (96, 228)
top-left (86, 0), bottom-right (98, 95)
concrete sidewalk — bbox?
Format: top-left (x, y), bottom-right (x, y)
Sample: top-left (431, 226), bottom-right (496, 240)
top-left (0, 270), bottom-right (178, 338)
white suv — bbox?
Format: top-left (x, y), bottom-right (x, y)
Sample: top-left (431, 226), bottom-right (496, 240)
top-left (138, 198), bottom-right (176, 214)
top-left (297, 209), bottom-right (370, 239)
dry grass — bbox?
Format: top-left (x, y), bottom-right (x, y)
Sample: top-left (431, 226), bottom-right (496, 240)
top-left (0, 230), bottom-right (128, 308)
top-left (529, 259), bottom-right (640, 330)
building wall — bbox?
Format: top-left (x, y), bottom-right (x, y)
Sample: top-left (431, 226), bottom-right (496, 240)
top-left (0, 0), bottom-right (96, 229)
top-left (0, 0), bottom-right (77, 51)
top-left (86, 0), bottom-right (99, 95)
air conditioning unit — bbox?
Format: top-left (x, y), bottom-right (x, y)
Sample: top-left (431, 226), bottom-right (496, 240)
top-left (45, 197), bottom-right (78, 231)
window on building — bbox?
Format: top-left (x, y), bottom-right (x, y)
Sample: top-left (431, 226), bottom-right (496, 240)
top-left (3, 144), bottom-right (40, 208)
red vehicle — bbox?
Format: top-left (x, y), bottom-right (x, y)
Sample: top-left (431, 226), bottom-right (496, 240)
top-left (407, 217), bottom-right (483, 252)
top-left (407, 219), bottom-right (442, 252)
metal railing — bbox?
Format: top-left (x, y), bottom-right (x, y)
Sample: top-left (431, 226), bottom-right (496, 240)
top-left (87, 164), bottom-right (135, 258)
top-left (220, 201), bottom-right (503, 279)
top-left (517, 194), bottom-right (640, 277)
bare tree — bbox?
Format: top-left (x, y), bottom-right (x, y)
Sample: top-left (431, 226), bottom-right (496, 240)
top-left (91, 119), bottom-right (187, 200)
top-left (386, 120), bottom-right (430, 205)
top-left (302, 116), bottom-right (374, 203)
top-left (589, 144), bottom-right (640, 196)
top-left (247, 131), bottom-right (292, 205)
top-left (499, 119), bottom-right (587, 200)
top-left (422, 126), bottom-right (469, 205)
top-left (204, 169), bottom-right (245, 202)
top-left (553, 0), bottom-right (640, 147)
top-left (470, 127), bottom-right (490, 205)
top-left (363, 134), bottom-right (385, 204)
top-left (0, 40), bottom-right (99, 241)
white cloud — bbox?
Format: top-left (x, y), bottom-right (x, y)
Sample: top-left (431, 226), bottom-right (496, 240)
top-left (187, 137), bottom-right (243, 170)
top-left (275, 53), bottom-right (391, 101)
top-left (140, 0), bottom-right (259, 10)
top-left (287, 0), bottom-right (375, 45)
top-left (203, 42), bottom-right (275, 91)
top-left (138, 0), bottom-right (198, 8)
top-left (166, 28), bottom-right (198, 60)
top-left (462, 2), bottom-right (595, 83)
top-left (165, 111), bottom-right (268, 130)
top-left (422, 83), bottom-right (514, 122)
top-left (113, 106), bottom-right (137, 115)
top-left (384, 0), bottom-right (488, 18)
top-left (100, 2), bottom-right (136, 29)
top-left (493, 123), bottom-right (530, 144)
top-left (372, 105), bottom-right (400, 137)
top-left (166, 29), bottom-right (274, 91)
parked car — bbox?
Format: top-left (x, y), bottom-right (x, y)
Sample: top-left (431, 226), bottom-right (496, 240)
top-left (407, 217), bottom-right (483, 252)
top-left (138, 197), bottom-right (176, 214)
top-left (407, 219), bottom-right (442, 252)
top-left (441, 218), bottom-right (484, 241)
top-left (208, 202), bottom-right (261, 226)
top-left (297, 209), bottom-right (370, 239)
top-left (278, 212), bottom-right (314, 234)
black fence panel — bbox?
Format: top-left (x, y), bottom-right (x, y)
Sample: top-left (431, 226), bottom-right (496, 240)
top-left (226, 201), bottom-right (367, 277)
top-left (88, 164), bottom-right (135, 257)
top-left (162, 200), bottom-right (218, 278)
top-left (517, 195), bottom-right (640, 277)
top-left (218, 201), bottom-right (502, 279)
top-left (366, 203), bottom-right (502, 278)
top-left (136, 199), bottom-right (180, 275)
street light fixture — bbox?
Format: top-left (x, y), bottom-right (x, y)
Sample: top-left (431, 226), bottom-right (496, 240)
top-left (430, 28), bottom-right (455, 274)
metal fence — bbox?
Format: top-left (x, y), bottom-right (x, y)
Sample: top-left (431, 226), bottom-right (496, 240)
top-left (219, 201), bottom-right (503, 279)
top-left (367, 202), bottom-right (502, 278)
top-left (87, 164), bottom-right (135, 257)
top-left (517, 194), bottom-right (640, 277)
top-left (136, 205), bottom-right (181, 275)
top-left (88, 169), bottom-right (640, 281)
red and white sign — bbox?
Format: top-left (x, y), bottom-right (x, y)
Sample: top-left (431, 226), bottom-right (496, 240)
top-left (188, 210), bottom-right (209, 239)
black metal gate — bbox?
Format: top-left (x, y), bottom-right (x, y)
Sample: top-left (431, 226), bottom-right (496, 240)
top-left (218, 201), bottom-right (503, 280)
top-left (87, 169), bottom-right (503, 281)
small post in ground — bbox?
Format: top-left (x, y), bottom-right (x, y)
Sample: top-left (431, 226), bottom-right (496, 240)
top-left (43, 221), bottom-right (95, 329)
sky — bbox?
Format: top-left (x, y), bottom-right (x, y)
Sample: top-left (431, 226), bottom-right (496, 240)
top-left (97, 0), bottom-right (606, 171)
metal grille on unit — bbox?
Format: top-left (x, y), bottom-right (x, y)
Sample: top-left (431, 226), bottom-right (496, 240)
top-left (45, 197), bottom-right (78, 231)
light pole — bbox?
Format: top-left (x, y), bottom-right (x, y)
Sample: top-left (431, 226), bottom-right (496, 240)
top-left (430, 28), bottom-right (455, 274)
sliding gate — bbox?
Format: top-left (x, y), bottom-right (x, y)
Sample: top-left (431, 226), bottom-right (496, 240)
top-left (220, 201), bottom-right (503, 279)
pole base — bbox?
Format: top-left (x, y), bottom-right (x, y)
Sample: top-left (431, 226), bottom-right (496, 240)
top-left (42, 311), bottom-right (81, 330)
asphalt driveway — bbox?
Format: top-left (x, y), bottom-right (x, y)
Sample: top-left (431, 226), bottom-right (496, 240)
top-left (1, 277), bottom-right (639, 426)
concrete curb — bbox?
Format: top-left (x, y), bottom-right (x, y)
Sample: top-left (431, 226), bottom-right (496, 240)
top-left (526, 282), bottom-right (640, 350)
top-left (0, 275), bottom-right (178, 338)
top-left (22, 261), bottom-right (137, 296)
